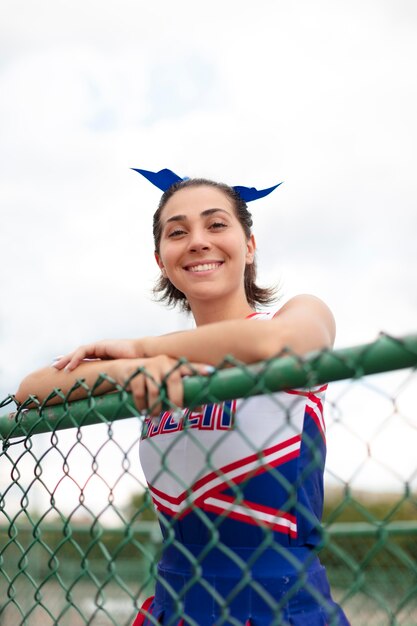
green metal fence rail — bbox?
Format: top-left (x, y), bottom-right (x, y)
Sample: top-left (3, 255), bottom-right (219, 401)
top-left (1, 332), bottom-right (417, 625)
top-left (2, 333), bottom-right (417, 440)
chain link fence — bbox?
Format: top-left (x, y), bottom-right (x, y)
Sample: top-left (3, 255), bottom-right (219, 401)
top-left (1, 334), bottom-right (417, 625)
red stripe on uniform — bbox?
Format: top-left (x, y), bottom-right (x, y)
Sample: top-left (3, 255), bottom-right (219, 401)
top-left (131, 596), bottom-right (154, 626)
top-left (203, 497), bottom-right (298, 537)
top-left (304, 405), bottom-right (326, 442)
top-left (148, 434), bottom-right (301, 508)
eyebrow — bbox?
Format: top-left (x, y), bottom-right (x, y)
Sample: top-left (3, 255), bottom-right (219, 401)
top-left (164, 208), bottom-right (230, 225)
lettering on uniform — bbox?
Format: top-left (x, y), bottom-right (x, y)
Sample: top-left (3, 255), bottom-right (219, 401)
top-left (141, 400), bottom-right (236, 439)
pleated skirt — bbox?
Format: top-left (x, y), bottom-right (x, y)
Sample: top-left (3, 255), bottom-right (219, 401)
top-left (132, 545), bottom-right (350, 626)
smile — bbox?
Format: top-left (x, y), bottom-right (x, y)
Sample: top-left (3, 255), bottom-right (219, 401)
top-left (185, 262), bottom-right (223, 273)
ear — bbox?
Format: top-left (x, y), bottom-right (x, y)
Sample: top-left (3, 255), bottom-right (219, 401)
top-left (245, 234), bottom-right (256, 265)
top-left (154, 252), bottom-right (166, 275)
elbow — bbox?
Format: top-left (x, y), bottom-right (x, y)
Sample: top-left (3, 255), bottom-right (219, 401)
top-left (252, 295), bottom-right (336, 362)
top-left (15, 388), bottom-right (28, 406)
top-left (14, 366), bottom-right (54, 406)
top-left (15, 375), bottom-right (37, 405)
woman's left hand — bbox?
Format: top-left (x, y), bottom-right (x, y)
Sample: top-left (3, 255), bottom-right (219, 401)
top-left (52, 338), bottom-right (143, 372)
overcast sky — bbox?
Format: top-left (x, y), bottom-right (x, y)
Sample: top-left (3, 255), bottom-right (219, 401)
top-left (0, 1), bottom-right (416, 501)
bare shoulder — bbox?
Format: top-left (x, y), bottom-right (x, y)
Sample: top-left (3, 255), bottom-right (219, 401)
top-left (275, 294), bottom-right (334, 316)
top-left (272, 294), bottom-right (336, 348)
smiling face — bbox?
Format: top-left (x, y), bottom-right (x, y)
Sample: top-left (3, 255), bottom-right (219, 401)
top-left (155, 185), bottom-right (255, 314)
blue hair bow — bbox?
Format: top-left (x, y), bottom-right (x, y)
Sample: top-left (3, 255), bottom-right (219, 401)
top-left (131, 168), bottom-right (282, 202)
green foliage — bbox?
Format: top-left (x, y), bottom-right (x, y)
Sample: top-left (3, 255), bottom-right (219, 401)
top-left (323, 488), bottom-right (417, 523)
top-left (125, 489), bottom-right (158, 522)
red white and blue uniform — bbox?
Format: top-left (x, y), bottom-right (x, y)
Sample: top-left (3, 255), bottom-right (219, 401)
top-left (133, 312), bottom-right (350, 625)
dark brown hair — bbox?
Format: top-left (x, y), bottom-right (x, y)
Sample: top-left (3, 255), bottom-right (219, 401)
top-left (152, 178), bottom-right (278, 312)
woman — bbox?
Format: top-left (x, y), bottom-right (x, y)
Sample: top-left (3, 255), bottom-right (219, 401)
top-left (16, 171), bottom-right (349, 625)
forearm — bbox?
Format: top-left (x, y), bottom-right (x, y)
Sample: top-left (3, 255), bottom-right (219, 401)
top-left (15, 355), bottom-right (208, 415)
top-left (140, 297), bottom-right (335, 365)
top-left (141, 320), bottom-right (322, 365)
top-left (15, 360), bottom-right (119, 406)
top-left (27, 297), bottom-right (334, 397)
top-left (141, 320), bottom-right (265, 364)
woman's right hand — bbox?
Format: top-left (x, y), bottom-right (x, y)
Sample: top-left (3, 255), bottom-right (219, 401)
top-left (15, 353), bottom-right (211, 413)
top-left (108, 355), bottom-right (211, 416)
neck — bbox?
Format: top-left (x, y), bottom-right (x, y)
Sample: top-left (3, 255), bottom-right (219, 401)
top-left (190, 295), bottom-right (255, 326)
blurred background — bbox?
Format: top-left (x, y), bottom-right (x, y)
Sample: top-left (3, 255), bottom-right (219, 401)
top-left (1, 0), bottom-right (416, 390)
top-left (1, 2), bottom-right (417, 623)
top-left (1, 0), bottom-right (417, 489)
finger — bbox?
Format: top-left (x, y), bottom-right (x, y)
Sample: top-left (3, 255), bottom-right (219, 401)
top-left (61, 343), bottom-right (115, 371)
top-left (52, 353), bottom-right (75, 370)
top-left (164, 367), bottom-right (184, 410)
top-left (52, 347), bottom-right (89, 371)
top-left (145, 372), bottom-right (163, 416)
top-left (65, 350), bottom-right (89, 371)
top-left (51, 355), bottom-right (64, 368)
top-left (65, 345), bottom-right (103, 371)
top-left (129, 372), bottom-right (148, 412)
top-left (178, 363), bottom-right (215, 377)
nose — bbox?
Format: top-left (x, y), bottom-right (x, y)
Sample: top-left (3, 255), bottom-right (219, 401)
top-left (187, 228), bottom-right (211, 253)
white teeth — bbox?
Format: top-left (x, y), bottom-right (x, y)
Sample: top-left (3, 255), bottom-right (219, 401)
top-left (187, 262), bottom-right (221, 272)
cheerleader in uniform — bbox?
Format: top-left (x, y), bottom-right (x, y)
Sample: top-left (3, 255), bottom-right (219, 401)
top-left (135, 315), bottom-right (348, 625)
top-left (17, 169), bottom-right (350, 625)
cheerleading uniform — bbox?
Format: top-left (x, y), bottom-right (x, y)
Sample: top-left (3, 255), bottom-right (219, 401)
top-left (133, 312), bottom-right (350, 625)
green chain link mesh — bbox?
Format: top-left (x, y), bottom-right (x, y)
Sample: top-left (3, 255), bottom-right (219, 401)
top-left (1, 333), bottom-right (416, 625)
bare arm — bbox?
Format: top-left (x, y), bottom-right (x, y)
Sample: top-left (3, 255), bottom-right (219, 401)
top-left (15, 295), bottom-right (334, 410)
top-left (139, 294), bottom-right (335, 364)
top-left (15, 356), bottom-right (210, 415)
top-left (15, 359), bottom-right (119, 406)
top-left (54, 294), bottom-right (335, 372)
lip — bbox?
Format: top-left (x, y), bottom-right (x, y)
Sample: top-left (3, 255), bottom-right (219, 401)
top-left (183, 260), bottom-right (224, 272)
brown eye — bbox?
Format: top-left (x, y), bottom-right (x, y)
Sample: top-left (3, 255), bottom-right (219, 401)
top-left (168, 228), bottom-right (186, 238)
top-left (210, 222), bottom-right (227, 230)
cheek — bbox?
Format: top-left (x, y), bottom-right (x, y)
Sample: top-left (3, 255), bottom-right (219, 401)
top-left (158, 243), bottom-right (179, 273)
top-left (231, 235), bottom-right (252, 263)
